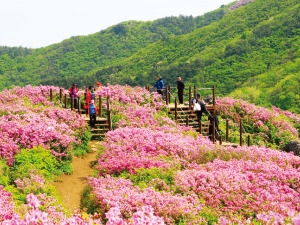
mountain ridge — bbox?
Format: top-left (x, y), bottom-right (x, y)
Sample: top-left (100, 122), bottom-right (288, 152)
top-left (0, 0), bottom-right (299, 113)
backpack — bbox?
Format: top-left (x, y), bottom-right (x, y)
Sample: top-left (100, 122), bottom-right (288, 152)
top-left (193, 98), bottom-right (201, 112)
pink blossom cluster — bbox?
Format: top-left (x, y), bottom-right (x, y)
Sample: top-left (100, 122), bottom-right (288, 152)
top-left (212, 145), bottom-right (300, 168)
top-left (0, 186), bottom-right (105, 224)
top-left (115, 104), bottom-right (193, 134)
top-left (216, 97), bottom-right (271, 123)
top-left (175, 159), bottom-right (299, 222)
top-left (14, 173), bottom-right (45, 192)
top-left (84, 86), bottom-right (300, 224)
top-left (98, 127), bottom-right (215, 175)
top-left (7, 85), bottom-right (60, 106)
top-left (0, 85), bottom-right (86, 164)
top-left (88, 176), bottom-right (204, 224)
top-left (105, 205), bottom-right (165, 225)
top-left (229, 0), bottom-right (255, 10)
top-left (216, 97), bottom-right (299, 147)
top-left (1, 84), bottom-right (299, 224)
top-left (95, 126), bottom-right (300, 222)
top-left (272, 106), bottom-right (300, 125)
top-left (96, 84), bottom-right (165, 109)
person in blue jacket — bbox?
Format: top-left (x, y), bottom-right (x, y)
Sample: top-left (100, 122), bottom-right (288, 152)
top-left (89, 99), bottom-right (97, 130)
top-left (154, 75), bottom-right (165, 95)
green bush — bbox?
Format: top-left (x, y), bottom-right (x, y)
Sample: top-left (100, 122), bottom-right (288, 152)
top-left (11, 146), bottom-right (62, 181)
top-left (80, 186), bottom-right (102, 214)
top-left (120, 167), bottom-right (176, 191)
top-left (72, 129), bottom-right (92, 156)
top-left (0, 159), bottom-right (10, 186)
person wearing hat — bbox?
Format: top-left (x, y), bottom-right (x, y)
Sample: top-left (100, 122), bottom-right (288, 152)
top-left (68, 83), bottom-right (79, 109)
top-left (192, 93), bottom-right (208, 122)
top-left (96, 81), bottom-right (101, 91)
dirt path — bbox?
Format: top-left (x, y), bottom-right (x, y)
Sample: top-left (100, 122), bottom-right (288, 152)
top-left (54, 140), bottom-right (100, 212)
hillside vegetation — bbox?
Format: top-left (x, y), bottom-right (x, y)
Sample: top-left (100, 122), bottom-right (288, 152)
top-left (0, 84), bottom-right (299, 224)
top-left (0, 0), bottom-right (299, 112)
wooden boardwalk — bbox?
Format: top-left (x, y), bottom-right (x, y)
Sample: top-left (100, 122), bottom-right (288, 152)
top-left (166, 103), bottom-right (240, 147)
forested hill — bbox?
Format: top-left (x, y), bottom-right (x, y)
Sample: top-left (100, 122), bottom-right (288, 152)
top-left (0, 6), bottom-right (228, 88)
top-left (1, 0), bottom-right (300, 113)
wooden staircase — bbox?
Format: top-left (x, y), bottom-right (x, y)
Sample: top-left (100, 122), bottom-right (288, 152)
top-left (75, 95), bottom-right (112, 139)
top-left (81, 114), bottom-right (110, 139)
top-left (168, 103), bottom-right (213, 136)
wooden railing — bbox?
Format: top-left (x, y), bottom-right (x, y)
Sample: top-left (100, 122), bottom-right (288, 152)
top-left (49, 88), bottom-right (112, 131)
top-left (49, 87), bottom-right (253, 146)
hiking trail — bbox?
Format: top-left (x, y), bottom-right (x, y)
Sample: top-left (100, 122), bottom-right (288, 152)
top-left (54, 140), bottom-right (100, 212)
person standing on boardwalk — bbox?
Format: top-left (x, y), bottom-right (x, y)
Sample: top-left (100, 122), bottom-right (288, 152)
top-left (154, 75), bottom-right (165, 96)
top-left (89, 99), bottom-right (97, 130)
top-left (177, 76), bottom-right (185, 104)
top-left (85, 86), bottom-right (95, 115)
top-left (68, 83), bottom-right (79, 109)
top-left (95, 81), bottom-right (101, 91)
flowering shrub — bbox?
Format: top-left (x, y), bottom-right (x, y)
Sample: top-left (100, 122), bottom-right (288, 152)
top-left (0, 84), bottom-right (299, 224)
top-left (216, 97), bottom-right (299, 148)
top-left (0, 85), bottom-right (87, 165)
top-left (175, 159), bottom-right (300, 222)
top-left (86, 85), bottom-right (300, 224)
top-left (88, 176), bottom-right (205, 224)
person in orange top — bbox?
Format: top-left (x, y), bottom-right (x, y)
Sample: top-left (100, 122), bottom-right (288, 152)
top-left (96, 81), bottom-right (101, 91)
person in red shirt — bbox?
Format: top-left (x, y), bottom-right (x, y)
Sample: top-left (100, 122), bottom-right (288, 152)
top-left (84, 86), bottom-right (95, 115)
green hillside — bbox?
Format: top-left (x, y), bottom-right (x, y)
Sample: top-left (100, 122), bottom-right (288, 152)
top-left (94, 0), bottom-right (300, 112)
top-left (0, 0), bottom-right (299, 112)
top-left (0, 9), bottom-right (227, 88)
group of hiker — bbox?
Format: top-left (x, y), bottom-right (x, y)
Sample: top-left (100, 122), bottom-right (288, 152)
top-left (154, 75), bottom-right (220, 141)
top-left (68, 77), bottom-right (220, 140)
top-left (68, 81), bottom-right (102, 130)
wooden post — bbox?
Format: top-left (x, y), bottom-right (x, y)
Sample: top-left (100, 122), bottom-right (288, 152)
top-left (186, 115), bottom-right (189, 126)
top-left (199, 120), bottom-right (202, 134)
top-left (50, 89), bottom-right (53, 102)
top-left (168, 85), bottom-right (171, 104)
top-left (240, 120), bottom-right (243, 146)
top-left (64, 94), bottom-right (67, 108)
top-left (247, 135), bottom-right (251, 147)
top-left (189, 87), bottom-right (192, 110)
top-left (165, 85), bottom-right (169, 105)
top-left (212, 121), bottom-right (216, 143)
top-left (71, 97), bottom-right (74, 110)
top-left (77, 96), bottom-right (81, 113)
top-left (107, 96), bottom-right (110, 112)
top-left (193, 85), bottom-right (196, 99)
top-left (59, 89), bottom-right (63, 102)
top-left (219, 135), bottom-right (222, 145)
top-left (226, 119), bottom-right (229, 142)
top-left (98, 95), bottom-right (102, 117)
top-left (108, 110), bottom-right (112, 131)
top-left (175, 98), bottom-right (178, 122)
top-left (213, 85), bottom-right (216, 114)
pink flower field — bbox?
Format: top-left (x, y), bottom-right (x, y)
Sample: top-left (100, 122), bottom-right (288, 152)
top-left (0, 84), bottom-right (299, 224)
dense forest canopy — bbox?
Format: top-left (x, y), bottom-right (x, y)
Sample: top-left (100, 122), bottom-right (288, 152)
top-left (0, 0), bottom-right (299, 113)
